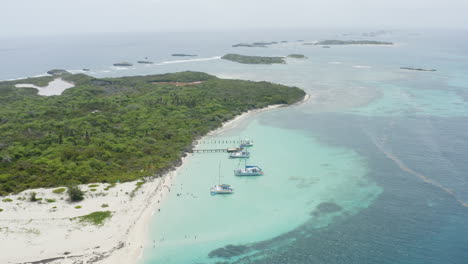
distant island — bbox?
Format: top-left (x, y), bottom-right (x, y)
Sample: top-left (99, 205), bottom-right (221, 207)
top-left (172, 54), bottom-right (197, 57)
top-left (222, 54), bottom-right (286, 64)
top-left (400, 67), bottom-right (436, 72)
top-left (232, 42), bottom-right (278, 48)
top-left (0, 71), bottom-right (305, 195)
top-left (113, 62), bottom-right (133, 67)
top-left (314, 40), bottom-right (393, 45)
top-left (137, 60), bottom-right (154, 64)
top-left (47, 69), bottom-right (70, 76)
top-left (287, 54), bottom-right (307, 59)
top-left (82, 68), bottom-right (90, 72)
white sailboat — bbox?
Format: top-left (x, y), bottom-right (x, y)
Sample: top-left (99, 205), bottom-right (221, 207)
top-left (210, 161), bottom-right (234, 195)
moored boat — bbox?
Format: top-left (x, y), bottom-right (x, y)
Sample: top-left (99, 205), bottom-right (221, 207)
top-left (210, 184), bottom-right (234, 194)
top-left (240, 139), bottom-right (254, 147)
top-left (211, 161), bottom-right (234, 195)
top-left (229, 150), bottom-right (250, 159)
top-left (234, 165), bottom-right (264, 176)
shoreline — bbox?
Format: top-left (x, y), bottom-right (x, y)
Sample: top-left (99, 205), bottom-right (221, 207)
top-left (0, 93), bottom-right (310, 264)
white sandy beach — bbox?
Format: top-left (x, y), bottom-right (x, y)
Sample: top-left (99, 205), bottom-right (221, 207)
top-left (0, 93), bottom-right (311, 264)
top-left (15, 78), bottom-right (75, 96)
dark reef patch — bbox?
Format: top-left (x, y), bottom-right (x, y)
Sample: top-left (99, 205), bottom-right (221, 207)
top-left (208, 244), bottom-right (251, 259)
top-left (312, 202), bottom-right (343, 216)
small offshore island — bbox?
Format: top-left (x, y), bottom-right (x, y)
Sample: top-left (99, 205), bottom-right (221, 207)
top-left (137, 60), bottom-right (154, 64)
top-left (287, 54), bottom-right (307, 59)
top-left (400, 67), bottom-right (436, 72)
top-left (113, 62), bottom-right (133, 67)
top-left (310, 40), bottom-right (394, 45)
top-left (0, 71), bottom-right (305, 264)
top-left (172, 54), bottom-right (197, 57)
top-left (232, 41), bottom-right (278, 48)
top-left (222, 53), bottom-right (286, 64)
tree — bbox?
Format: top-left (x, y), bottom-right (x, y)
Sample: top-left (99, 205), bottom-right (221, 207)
top-left (67, 185), bottom-right (84, 202)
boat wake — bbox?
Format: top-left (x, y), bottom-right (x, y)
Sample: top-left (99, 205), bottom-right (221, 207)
top-left (369, 121), bottom-right (468, 208)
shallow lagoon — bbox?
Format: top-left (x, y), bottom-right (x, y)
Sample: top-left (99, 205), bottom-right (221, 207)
top-left (143, 111), bottom-right (382, 263)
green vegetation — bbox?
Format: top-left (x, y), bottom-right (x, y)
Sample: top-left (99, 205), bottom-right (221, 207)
top-left (130, 180), bottom-right (145, 198)
top-left (46, 69), bottom-right (70, 76)
top-left (0, 71), bottom-right (305, 195)
top-left (29, 192), bottom-right (39, 202)
top-left (75, 205), bottom-right (82, 209)
top-left (101, 204), bottom-right (109, 208)
top-left (0, 208), bottom-right (3, 212)
top-left (103, 183), bottom-right (116, 191)
top-left (287, 54), bottom-right (307, 59)
top-left (67, 185), bottom-right (84, 202)
top-left (222, 54), bottom-right (285, 64)
top-left (88, 184), bottom-right (99, 188)
top-left (2, 198), bottom-right (13, 202)
top-left (75, 211), bottom-right (112, 226)
top-left (52, 188), bottom-right (67, 194)
top-left (314, 40), bottom-right (393, 45)
top-left (46, 198), bottom-right (56, 203)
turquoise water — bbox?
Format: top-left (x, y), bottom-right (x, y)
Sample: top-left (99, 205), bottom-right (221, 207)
top-left (2, 29), bottom-right (468, 263)
top-left (145, 115), bottom-right (381, 263)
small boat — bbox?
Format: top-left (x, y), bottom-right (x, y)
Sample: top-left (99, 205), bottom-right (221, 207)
top-left (229, 150), bottom-right (250, 159)
top-left (234, 165), bottom-right (264, 176)
top-left (240, 139), bottom-right (254, 147)
top-left (211, 161), bottom-right (234, 195)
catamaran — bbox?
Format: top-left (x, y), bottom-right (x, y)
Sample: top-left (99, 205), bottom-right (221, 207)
top-left (210, 184), bottom-right (234, 194)
top-left (240, 139), bottom-right (254, 147)
top-left (229, 150), bottom-right (250, 159)
top-left (234, 165), bottom-right (264, 176)
top-left (210, 161), bottom-right (234, 195)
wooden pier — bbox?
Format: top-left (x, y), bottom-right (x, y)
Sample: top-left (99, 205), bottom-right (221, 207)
top-left (195, 140), bottom-right (245, 145)
top-left (193, 147), bottom-right (241, 153)
top-left (192, 137), bottom-right (251, 154)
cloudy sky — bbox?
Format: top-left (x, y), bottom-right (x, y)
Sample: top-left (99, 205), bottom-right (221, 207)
top-left (2, 0), bottom-right (468, 36)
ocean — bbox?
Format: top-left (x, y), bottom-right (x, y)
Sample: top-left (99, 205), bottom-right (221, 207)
top-left (1, 28), bottom-right (468, 264)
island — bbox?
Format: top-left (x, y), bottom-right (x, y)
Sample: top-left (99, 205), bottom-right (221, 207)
top-left (314, 40), bottom-right (393, 45)
top-left (287, 54), bottom-right (307, 59)
top-left (137, 60), bottom-right (154, 64)
top-left (221, 54), bottom-right (286, 64)
top-left (232, 41), bottom-right (277, 48)
top-left (0, 71), bottom-right (304, 195)
top-left (113, 62), bottom-right (133, 67)
top-left (0, 71), bottom-right (305, 263)
top-left (47, 69), bottom-right (70, 76)
top-left (171, 54), bottom-right (197, 57)
top-left (400, 67), bottom-right (436, 72)
top-left (82, 68), bottom-right (90, 72)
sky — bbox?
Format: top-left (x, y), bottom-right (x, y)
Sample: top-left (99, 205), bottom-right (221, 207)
top-left (2, 0), bottom-right (468, 36)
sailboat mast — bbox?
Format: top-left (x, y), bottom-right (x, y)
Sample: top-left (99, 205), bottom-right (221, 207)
top-left (218, 161), bottom-right (221, 185)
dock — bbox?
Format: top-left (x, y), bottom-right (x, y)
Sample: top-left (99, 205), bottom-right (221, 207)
top-left (192, 138), bottom-right (251, 154)
top-left (193, 147), bottom-right (241, 153)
